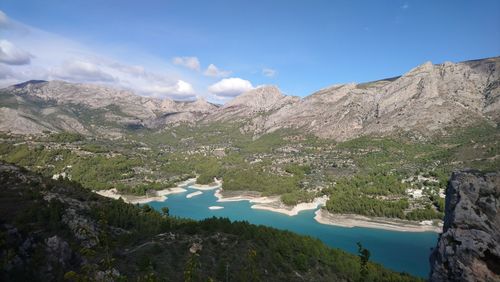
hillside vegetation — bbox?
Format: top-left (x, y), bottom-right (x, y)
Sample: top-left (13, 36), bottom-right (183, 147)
top-left (0, 162), bottom-right (421, 281)
top-left (1, 120), bottom-right (498, 220)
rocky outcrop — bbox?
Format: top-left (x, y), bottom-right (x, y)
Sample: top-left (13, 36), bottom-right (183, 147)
top-left (429, 170), bottom-right (500, 282)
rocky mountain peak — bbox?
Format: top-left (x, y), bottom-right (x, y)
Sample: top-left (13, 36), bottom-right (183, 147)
top-left (403, 61), bottom-right (434, 77)
top-left (224, 85), bottom-right (284, 110)
top-left (178, 97), bottom-right (218, 113)
top-left (12, 80), bottom-right (137, 105)
top-left (192, 96), bottom-right (211, 107)
top-left (158, 98), bottom-right (177, 112)
top-left (0, 80), bottom-right (221, 136)
top-left (12, 80), bottom-right (48, 89)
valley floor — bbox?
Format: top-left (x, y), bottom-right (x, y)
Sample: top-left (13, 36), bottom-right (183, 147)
top-left (94, 177), bottom-right (443, 232)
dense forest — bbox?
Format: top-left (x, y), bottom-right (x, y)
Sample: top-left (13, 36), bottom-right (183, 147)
top-left (323, 173), bottom-right (444, 220)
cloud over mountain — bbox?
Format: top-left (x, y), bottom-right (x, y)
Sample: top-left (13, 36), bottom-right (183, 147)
top-left (208, 77), bottom-right (254, 97)
top-left (145, 80), bottom-right (196, 99)
top-left (53, 60), bottom-right (115, 82)
top-left (0, 40), bottom-right (32, 65)
top-left (0, 10), bottom-right (202, 100)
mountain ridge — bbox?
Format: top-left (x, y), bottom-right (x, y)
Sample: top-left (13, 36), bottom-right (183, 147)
top-left (1, 56), bottom-right (498, 140)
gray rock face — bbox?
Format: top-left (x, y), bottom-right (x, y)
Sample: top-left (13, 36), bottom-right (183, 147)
top-left (429, 170), bottom-right (500, 282)
top-left (45, 236), bottom-right (72, 266)
top-left (207, 85), bottom-right (300, 123)
top-left (258, 57), bottom-right (500, 140)
top-left (224, 85), bottom-right (287, 110)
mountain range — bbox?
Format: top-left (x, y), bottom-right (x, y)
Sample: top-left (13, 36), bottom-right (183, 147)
top-left (1, 57), bottom-right (498, 140)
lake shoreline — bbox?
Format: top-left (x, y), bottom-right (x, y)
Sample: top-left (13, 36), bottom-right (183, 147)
top-left (189, 178), bottom-right (222, 190)
top-left (215, 189), bottom-right (328, 216)
top-left (314, 209), bottom-right (442, 233)
top-left (214, 189), bottom-right (278, 203)
top-left (95, 181), bottom-right (442, 233)
top-left (251, 196), bottom-right (328, 216)
top-left (95, 187), bottom-right (187, 204)
top-left (94, 178), bottom-right (196, 204)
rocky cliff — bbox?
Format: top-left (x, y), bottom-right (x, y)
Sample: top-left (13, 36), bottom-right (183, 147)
top-left (429, 170), bottom-right (500, 282)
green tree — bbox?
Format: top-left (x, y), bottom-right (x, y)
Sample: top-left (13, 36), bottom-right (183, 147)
top-left (357, 242), bottom-right (370, 280)
top-left (161, 207), bottom-right (170, 217)
top-left (184, 254), bottom-right (200, 282)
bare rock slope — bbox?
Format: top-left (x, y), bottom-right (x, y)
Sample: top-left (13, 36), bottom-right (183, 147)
top-left (207, 85), bottom-right (299, 121)
top-left (0, 80), bottom-right (218, 136)
top-left (429, 170), bottom-right (500, 282)
top-left (246, 57), bottom-right (500, 140)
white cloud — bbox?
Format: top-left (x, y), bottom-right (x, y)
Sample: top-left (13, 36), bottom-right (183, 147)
top-left (208, 77), bottom-right (254, 97)
top-left (0, 40), bottom-right (32, 65)
top-left (172, 56), bottom-right (200, 71)
top-left (203, 64), bottom-right (231, 77)
top-left (401, 3), bottom-right (409, 9)
top-left (0, 10), bottom-right (204, 100)
top-left (262, 68), bottom-right (277, 77)
top-left (145, 80), bottom-right (195, 99)
top-left (53, 60), bottom-right (115, 82)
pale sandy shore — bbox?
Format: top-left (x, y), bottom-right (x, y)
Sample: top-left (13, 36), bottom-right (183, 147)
top-left (251, 196), bottom-right (329, 216)
top-left (214, 189), bottom-right (278, 203)
top-left (186, 191), bottom-right (203, 198)
top-left (189, 178), bottom-right (222, 190)
top-left (209, 206), bottom-right (224, 210)
top-left (178, 178), bottom-right (197, 186)
top-left (314, 209), bottom-right (442, 233)
top-left (95, 187), bottom-right (187, 204)
top-left (94, 177), bottom-right (196, 204)
top-left (215, 189), bottom-right (328, 216)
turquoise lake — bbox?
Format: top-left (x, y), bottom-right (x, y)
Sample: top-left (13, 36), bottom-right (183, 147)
top-left (149, 187), bottom-right (438, 278)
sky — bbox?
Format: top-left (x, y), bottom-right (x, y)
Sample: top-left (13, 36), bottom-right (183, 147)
top-left (0, 0), bottom-right (499, 102)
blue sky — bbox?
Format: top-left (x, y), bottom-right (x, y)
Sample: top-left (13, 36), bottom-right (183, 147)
top-left (0, 0), bottom-right (499, 101)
